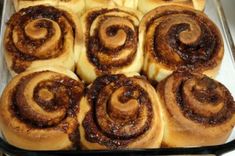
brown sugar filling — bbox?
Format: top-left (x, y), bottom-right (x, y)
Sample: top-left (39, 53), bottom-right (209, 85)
top-left (85, 9), bottom-right (139, 74)
top-left (83, 74), bottom-right (153, 149)
top-left (5, 5), bottom-right (76, 73)
top-left (9, 71), bottom-right (84, 146)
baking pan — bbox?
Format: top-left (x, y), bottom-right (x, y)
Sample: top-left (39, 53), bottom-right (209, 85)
top-left (0, 0), bottom-right (235, 155)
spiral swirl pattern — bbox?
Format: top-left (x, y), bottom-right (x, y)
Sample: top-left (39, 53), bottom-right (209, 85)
top-left (140, 5), bottom-right (224, 81)
top-left (4, 5), bottom-right (80, 74)
top-left (77, 7), bottom-right (143, 83)
top-left (157, 70), bottom-right (235, 147)
top-left (78, 74), bottom-right (163, 149)
top-left (0, 68), bottom-right (84, 150)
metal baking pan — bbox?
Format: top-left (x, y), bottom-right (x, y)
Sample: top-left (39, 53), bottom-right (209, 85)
top-left (0, 0), bottom-right (235, 155)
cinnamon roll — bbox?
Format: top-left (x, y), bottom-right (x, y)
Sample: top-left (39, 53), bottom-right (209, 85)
top-left (157, 70), bottom-right (235, 147)
top-left (78, 74), bottom-right (164, 149)
top-left (0, 66), bottom-right (84, 150)
top-left (4, 5), bottom-right (82, 75)
top-left (140, 5), bottom-right (224, 82)
top-left (138, 0), bottom-right (206, 13)
top-left (76, 7), bottom-right (143, 83)
top-left (85, 0), bottom-right (138, 10)
top-left (13, 0), bottom-right (85, 15)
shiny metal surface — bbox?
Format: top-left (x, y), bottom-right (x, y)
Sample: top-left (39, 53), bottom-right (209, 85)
top-left (0, 0), bottom-right (3, 34)
top-left (215, 0), bottom-right (235, 67)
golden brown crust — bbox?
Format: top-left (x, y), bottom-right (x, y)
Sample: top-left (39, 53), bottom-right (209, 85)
top-left (157, 70), bottom-right (235, 147)
top-left (58, 0), bottom-right (85, 15)
top-left (4, 5), bottom-right (82, 75)
top-left (13, 0), bottom-right (56, 11)
top-left (78, 74), bottom-right (164, 149)
top-left (140, 5), bottom-right (224, 82)
top-left (85, 0), bottom-right (138, 10)
top-left (13, 0), bottom-right (85, 15)
top-left (0, 66), bottom-right (84, 150)
top-left (76, 7), bottom-right (143, 83)
top-left (138, 0), bottom-right (206, 13)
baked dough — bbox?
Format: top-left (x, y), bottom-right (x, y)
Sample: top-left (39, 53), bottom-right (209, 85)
top-left (76, 7), bottom-right (143, 83)
top-left (139, 5), bottom-right (223, 82)
top-left (0, 66), bottom-right (84, 150)
top-left (157, 70), bottom-right (235, 147)
top-left (4, 5), bottom-right (82, 75)
top-left (138, 0), bottom-right (206, 13)
top-left (78, 73), bottom-right (164, 149)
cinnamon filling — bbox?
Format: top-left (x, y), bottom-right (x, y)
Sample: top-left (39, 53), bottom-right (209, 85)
top-left (5, 5), bottom-right (76, 73)
top-left (83, 74), bottom-right (153, 148)
top-left (9, 71), bottom-right (84, 145)
top-left (160, 71), bottom-right (235, 125)
top-left (85, 9), bottom-right (139, 74)
top-left (145, 10), bottom-right (222, 70)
